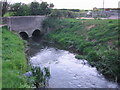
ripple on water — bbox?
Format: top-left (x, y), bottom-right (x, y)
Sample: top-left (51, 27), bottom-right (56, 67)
top-left (30, 47), bottom-right (119, 88)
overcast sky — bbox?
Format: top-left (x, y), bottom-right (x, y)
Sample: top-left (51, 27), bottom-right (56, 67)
top-left (7, 0), bottom-right (119, 10)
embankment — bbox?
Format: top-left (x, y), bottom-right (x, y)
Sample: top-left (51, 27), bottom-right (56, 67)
top-left (43, 18), bottom-right (120, 82)
top-left (2, 26), bottom-right (29, 88)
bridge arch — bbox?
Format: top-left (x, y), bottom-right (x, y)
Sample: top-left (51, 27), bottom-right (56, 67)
top-left (19, 32), bottom-right (29, 40)
top-left (7, 16), bottom-right (47, 37)
top-left (32, 29), bottom-right (42, 38)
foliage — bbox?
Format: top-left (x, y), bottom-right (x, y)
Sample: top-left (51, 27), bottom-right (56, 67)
top-left (87, 51), bottom-right (100, 61)
top-left (39, 2), bottom-right (51, 15)
top-left (30, 2), bottom-right (40, 15)
top-left (28, 67), bottom-right (50, 88)
top-left (75, 55), bottom-right (87, 60)
top-left (1, 1), bottom-right (81, 17)
top-left (10, 3), bottom-right (30, 16)
top-left (50, 9), bottom-right (79, 18)
top-left (43, 18), bottom-right (120, 82)
top-left (1, 1), bottom-right (8, 16)
top-left (3, 12), bottom-right (14, 17)
top-left (2, 26), bottom-right (30, 88)
top-left (0, 24), bottom-right (2, 89)
top-left (6, 1), bottom-right (53, 16)
top-left (49, 3), bottom-right (54, 8)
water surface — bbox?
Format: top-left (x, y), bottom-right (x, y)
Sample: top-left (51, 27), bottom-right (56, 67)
top-left (28, 42), bottom-right (119, 88)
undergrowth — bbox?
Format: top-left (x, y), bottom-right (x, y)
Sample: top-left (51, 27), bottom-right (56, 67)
top-left (43, 17), bottom-right (120, 82)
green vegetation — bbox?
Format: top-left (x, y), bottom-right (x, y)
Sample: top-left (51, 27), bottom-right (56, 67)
top-left (3, 12), bottom-right (14, 17)
top-left (2, 26), bottom-right (30, 88)
top-left (0, 16), bottom-right (1, 90)
top-left (1, 1), bottom-right (80, 18)
top-left (50, 9), bottom-right (79, 18)
top-left (29, 67), bottom-right (50, 88)
top-left (1, 1), bottom-right (8, 16)
top-left (2, 27), bottom-right (50, 88)
top-left (1, 1), bottom-right (53, 16)
top-left (43, 18), bottom-right (120, 82)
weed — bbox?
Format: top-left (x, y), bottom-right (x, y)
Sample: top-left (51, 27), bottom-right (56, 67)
top-left (28, 67), bottom-right (50, 88)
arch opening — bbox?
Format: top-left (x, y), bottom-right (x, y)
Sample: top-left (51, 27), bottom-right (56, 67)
top-left (32, 29), bottom-right (42, 41)
top-left (19, 32), bottom-right (29, 40)
top-left (32, 30), bottom-right (41, 37)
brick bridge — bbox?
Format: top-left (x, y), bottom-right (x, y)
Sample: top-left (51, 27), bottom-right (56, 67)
top-left (6, 16), bottom-right (47, 39)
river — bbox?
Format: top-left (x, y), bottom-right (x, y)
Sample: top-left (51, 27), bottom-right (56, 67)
top-left (27, 40), bottom-right (119, 88)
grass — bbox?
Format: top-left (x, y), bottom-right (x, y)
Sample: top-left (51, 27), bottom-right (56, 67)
top-left (43, 17), bottom-right (120, 82)
top-left (0, 27), bottom-right (2, 89)
top-left (3, 12), bottom-right (14, 17)
top-left (2, 26), bottom-right (30, 88)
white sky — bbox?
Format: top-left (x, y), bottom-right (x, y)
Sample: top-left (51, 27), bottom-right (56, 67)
top-left (7, 0), bottom-right (119, 10)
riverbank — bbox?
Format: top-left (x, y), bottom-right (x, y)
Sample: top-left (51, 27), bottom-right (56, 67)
top-left (43, 18), bottom-right (120, 83)
top-left (2, 26), bottom-right (30, 88)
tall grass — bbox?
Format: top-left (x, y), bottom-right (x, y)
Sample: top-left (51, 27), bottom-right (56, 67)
top-left (43, 18), bottom-right (120, 82)
top-left (0, 27), bottom-right (2, 89)
top-left (2, 26), bottom-right (30, 88)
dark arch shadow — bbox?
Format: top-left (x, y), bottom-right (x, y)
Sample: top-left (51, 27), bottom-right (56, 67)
top-left (19, 32), bottom-right (29, 40)
top-left (32, 29), bottom-right (42, 41)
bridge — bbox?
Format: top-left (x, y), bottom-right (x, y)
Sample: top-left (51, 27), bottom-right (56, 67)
top-left (5, 16), bottom-right (47, 39)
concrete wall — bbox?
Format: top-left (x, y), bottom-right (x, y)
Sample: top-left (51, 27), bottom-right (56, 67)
top-left (2, 17), bottom-right (8, 24)
top-left (7, 16), bottom-right (47, 37)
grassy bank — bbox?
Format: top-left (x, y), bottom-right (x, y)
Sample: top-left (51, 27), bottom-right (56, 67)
top-left (0, 26), bottom-right (2, 89)
top-left (2, 26), bottom-right (29, 88)
top-left (43, 18), bottom-right (120, 82)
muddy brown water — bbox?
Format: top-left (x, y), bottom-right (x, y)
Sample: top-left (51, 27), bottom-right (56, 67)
top-left (27, 40), bottom-right (119, 88)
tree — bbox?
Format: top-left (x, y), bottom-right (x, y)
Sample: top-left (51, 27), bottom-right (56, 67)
top-left (30, 2), bottom-right (40, 15)
top-left (2, 0), bottom-right (8, 16)
top-left (49, 3), bottom-right (54, 8)
top-left (50, 10), bottom-right (62, 18)
top-left (8, 1), bottom-right (53, 16)
top-left (30, 1), bottom-right (52, 15)
top-left (50, 9), bottom-right (76, 18)
top-left (39, 2), bottom-right (51, 15)
top-left (10, 3), bottom-right (30, 16)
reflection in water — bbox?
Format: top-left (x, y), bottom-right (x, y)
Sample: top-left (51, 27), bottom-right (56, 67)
top-left (28, 42), bottom-right (119, 88)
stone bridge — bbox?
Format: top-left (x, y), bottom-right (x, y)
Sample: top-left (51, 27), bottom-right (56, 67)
top-left (6, 16), bottom-right (47, 39)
